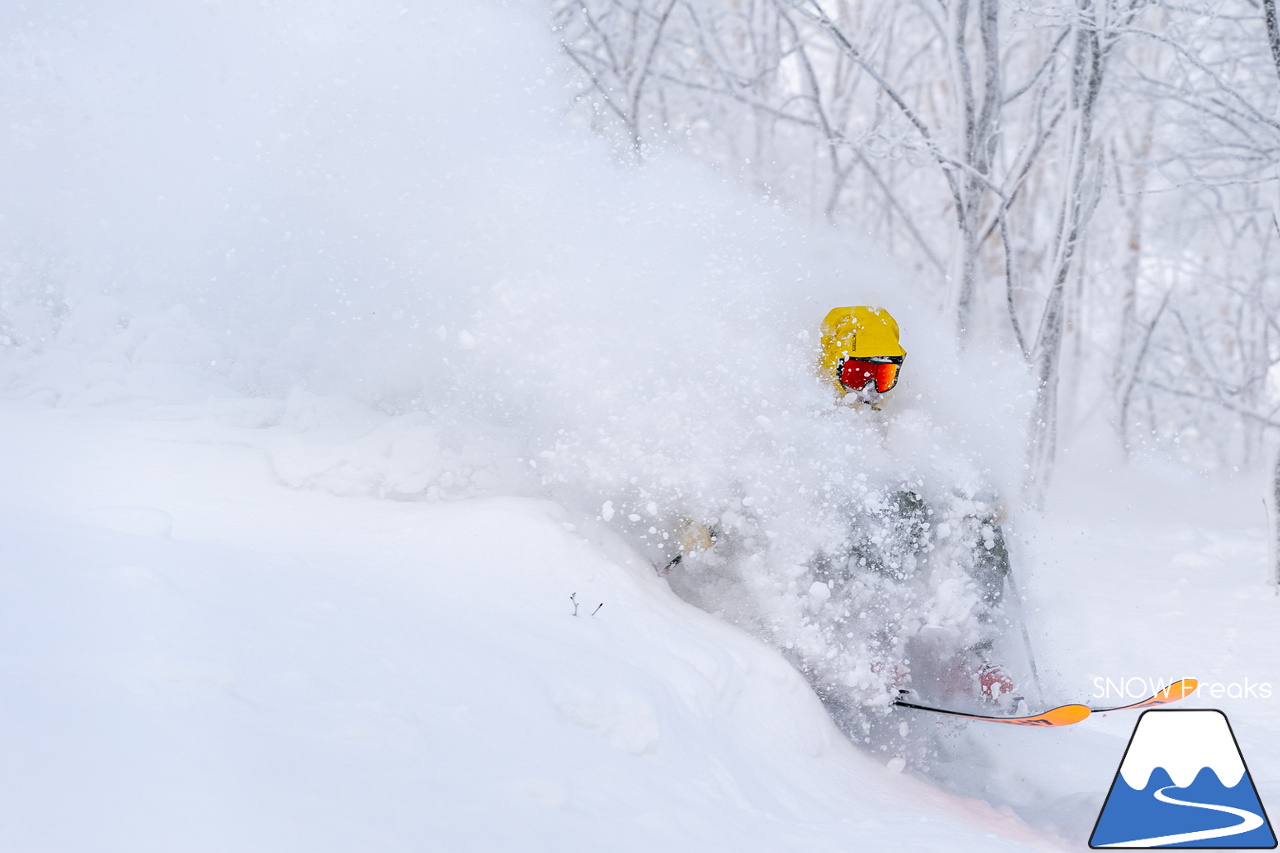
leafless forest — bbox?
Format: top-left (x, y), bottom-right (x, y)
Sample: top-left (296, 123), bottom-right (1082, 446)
top-left (551, 0), bottom-right (1280, 511)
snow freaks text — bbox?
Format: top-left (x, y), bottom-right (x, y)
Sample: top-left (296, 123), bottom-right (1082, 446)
top-left (1094, 678), bottom-right (1272, 702)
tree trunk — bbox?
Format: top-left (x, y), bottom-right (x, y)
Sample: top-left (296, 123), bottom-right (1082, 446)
top-left (1273, 444), bottom-right (1280, 589)
top-left (954, 0), bottom-right (1002, 342)
top-left (1264, 0), bottom-right (1280, 87)
top-left (1025, 1), bottom-right (1103, 507)
top-left (1260, 0), bottom-right (1280, 588)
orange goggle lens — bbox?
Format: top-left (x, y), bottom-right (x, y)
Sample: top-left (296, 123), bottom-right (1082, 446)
top-left (839, 357), bottom-right (903, 393)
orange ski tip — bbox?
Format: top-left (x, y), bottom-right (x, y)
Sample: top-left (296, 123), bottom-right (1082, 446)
top-left (1159, 678), bottom-right (1199, 700)
top-left (1043, 703), bottom-right (1092, 727)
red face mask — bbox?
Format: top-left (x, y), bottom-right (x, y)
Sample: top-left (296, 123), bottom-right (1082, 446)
top-left (838, 356), bottom-right (904, 393)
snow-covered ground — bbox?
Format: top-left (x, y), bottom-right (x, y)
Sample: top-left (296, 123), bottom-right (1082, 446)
top-left (0, 399), bottom-right (1073, 852)
top-left (2, 1), bottom-right (1278, 850)
top-left (2, 383), bottom-right (1277, 852)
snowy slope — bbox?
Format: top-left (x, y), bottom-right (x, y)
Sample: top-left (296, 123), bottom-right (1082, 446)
top-left (4, 385), bottom-right (1274, 851)
top-left (0, 400), bottom-right (1063, 852)
top-left (2, 1), bottom-right (1278, 850)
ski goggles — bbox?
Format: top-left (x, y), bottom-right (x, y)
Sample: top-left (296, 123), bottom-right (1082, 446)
top-left (838, 356), bottom-right (904, 393)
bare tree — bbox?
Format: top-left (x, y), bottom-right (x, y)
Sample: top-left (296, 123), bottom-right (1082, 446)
top-left (550, 0), bottom-right (1280, 510)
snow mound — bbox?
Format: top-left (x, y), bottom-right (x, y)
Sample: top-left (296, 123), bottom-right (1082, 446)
top-left (0, 401), bottom-right (1058, 851)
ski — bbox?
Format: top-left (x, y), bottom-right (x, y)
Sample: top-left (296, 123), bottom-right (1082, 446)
top-left (1088, 677), bottom-right (1199, 713)
top-left (893, 694), bottom-right (1092, 727)
top-left (892, 678), bottom-right (1199, 726)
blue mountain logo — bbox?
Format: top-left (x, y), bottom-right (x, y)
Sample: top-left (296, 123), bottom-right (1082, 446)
top-left (1091, 709), bottom-right (1276, 848)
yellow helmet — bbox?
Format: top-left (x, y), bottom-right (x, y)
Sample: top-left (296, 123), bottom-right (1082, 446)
top-left (818, 306), bottom-right (906, 396)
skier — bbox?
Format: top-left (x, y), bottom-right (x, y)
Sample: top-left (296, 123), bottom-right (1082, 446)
top-left (816, 306), bottom-right (1018, 708)
top-left (670, 306), bottom-right (1020, 712)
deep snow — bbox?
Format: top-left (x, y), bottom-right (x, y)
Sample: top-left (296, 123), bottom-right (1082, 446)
top-left (1, 1), bottom-right (1278, 850)
top-left (2, 383), bottom-right (1277, 852)
top-left (0, 400), bottom-right (1065, 852)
